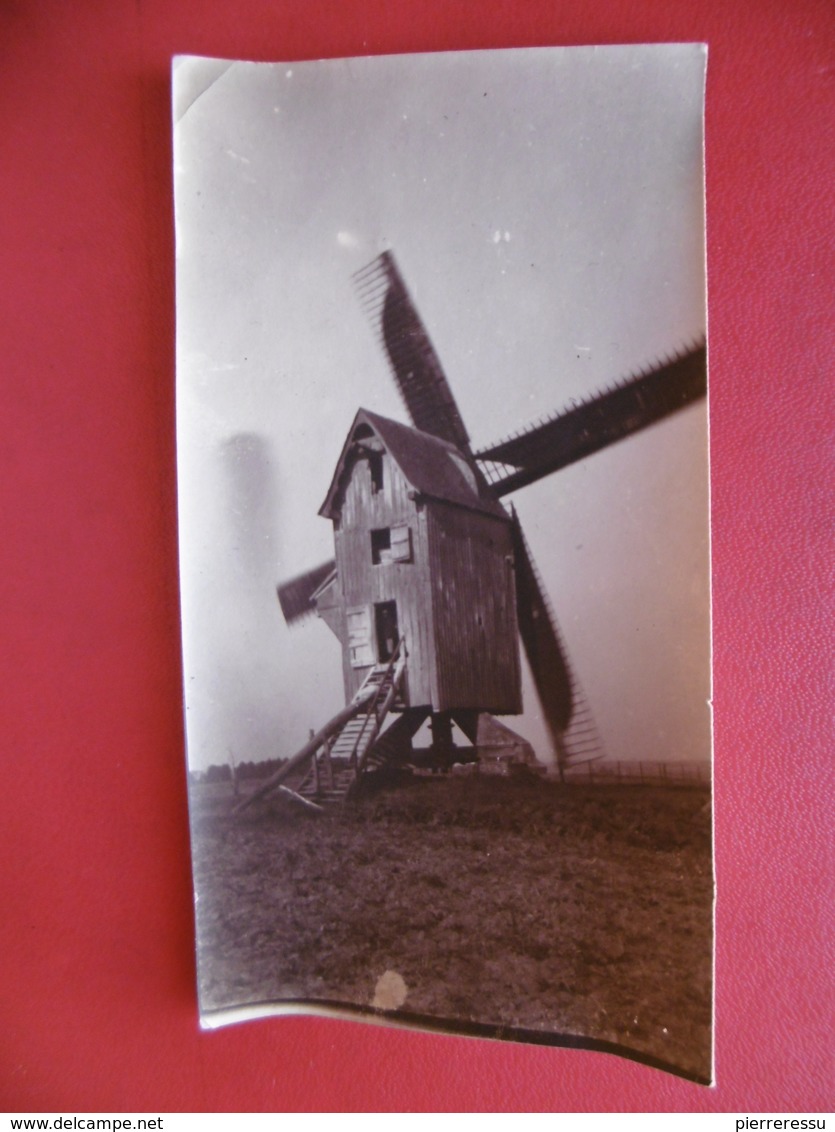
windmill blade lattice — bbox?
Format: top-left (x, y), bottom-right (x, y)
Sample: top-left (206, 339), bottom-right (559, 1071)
top-left (477, 342), bottom-right (706, 495)
top-left (353, 252), bottom-right (472, 454)
top-left (510, 506), bottom-right (604, 774)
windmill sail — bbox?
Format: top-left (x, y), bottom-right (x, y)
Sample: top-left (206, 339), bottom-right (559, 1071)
top-left (509, 507), bottom-right (603, 775)
top-left (477, 342), bottom-right (706, 495)
top-left (353, 252), bottom-right (472, 454)
top-left (277, 559), bottom-right (336, 624)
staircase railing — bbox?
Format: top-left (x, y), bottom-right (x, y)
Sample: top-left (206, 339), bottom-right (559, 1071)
top-left (341, 637), bottom-right (402, 769)
top-left (232, 686), bottom-right (376, 814)
top-left (351, 638), bottom-right (407, 783)
top-left (233, 638), bottom-right (407, 813)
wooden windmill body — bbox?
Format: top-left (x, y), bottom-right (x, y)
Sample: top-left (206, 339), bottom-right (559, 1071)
top-left (240, 251), bottom-right (706, 812)
top-left (317, 408), bottom-right (521, 716)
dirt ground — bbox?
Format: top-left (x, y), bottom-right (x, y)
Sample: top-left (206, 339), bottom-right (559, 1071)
top-left (189, 773), bottom-right (713, 1082)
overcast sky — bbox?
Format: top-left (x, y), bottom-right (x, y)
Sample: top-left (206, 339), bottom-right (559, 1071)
top-left (174, 45), bottom-right (710, 772)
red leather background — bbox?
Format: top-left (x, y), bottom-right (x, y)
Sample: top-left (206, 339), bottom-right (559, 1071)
top-left (2, 0), bottom-right (832, 1113)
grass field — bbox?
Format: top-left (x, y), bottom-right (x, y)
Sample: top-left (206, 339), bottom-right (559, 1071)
top-left (189, 773), bottom-right (713, 1082)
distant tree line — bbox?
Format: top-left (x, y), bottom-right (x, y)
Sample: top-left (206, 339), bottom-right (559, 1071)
top-left (190, 757), bottom-right (286, 785)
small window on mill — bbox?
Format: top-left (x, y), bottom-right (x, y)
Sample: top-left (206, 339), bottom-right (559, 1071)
top-left (369, 451), bottom-right (384, 493)
top-left (372, 525), bottom-right (412, 565)
top-left (371, 528), bottom-right (391, 564)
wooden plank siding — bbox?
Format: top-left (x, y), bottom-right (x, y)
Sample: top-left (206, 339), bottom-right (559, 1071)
top-left (333, 450), bottom-right (436, 707)
top-left (323, 416), bottom-right (522, 716)
top-left (425, 502), bottom-right (522, 715)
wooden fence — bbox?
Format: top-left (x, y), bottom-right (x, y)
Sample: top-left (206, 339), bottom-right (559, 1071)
top-left (564, 760), bottom-right (710, 787)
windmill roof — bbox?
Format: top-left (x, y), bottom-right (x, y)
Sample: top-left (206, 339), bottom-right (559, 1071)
top-left (319, 409), bottom-right (507, 521)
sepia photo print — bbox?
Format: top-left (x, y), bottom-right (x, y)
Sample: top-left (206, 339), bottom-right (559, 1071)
top-left (174, 45), bottom-right (713, 1083)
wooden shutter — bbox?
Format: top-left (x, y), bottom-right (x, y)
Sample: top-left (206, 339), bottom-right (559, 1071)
top-left (346, 606), bottom-right (373, 668)
top-left (390, 525), bottom-right (412, 563)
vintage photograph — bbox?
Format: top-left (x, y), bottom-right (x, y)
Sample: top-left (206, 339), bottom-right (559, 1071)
top-left (174, 46), bottom-right (712, 1082)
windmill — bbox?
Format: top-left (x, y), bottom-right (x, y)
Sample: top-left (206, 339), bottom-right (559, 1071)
top-left (238, 251), bottom-right (706, 811)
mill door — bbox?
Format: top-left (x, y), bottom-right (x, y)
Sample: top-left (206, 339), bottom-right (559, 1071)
top-left (374, 600), bottom-right (399, 663)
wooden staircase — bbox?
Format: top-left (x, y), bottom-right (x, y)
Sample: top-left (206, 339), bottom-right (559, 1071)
top-left (235, 642), bottom-right (407, 814)
top-left (292, 658), bottom-right (406, 805)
